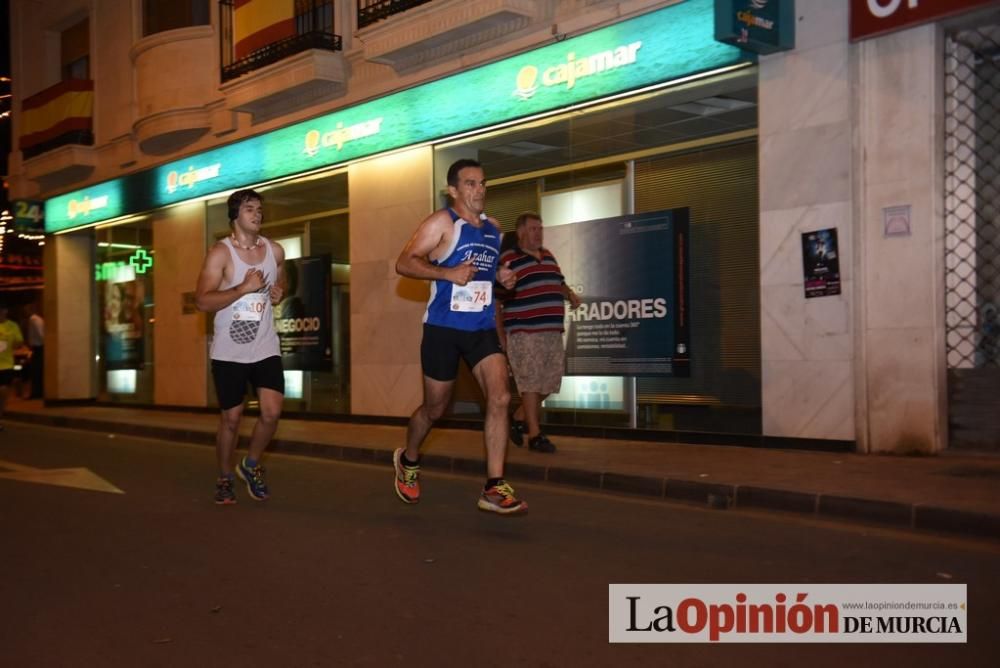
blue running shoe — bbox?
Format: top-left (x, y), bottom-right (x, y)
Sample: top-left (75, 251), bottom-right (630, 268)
top-left (236, 456), bottom-right (270, 501)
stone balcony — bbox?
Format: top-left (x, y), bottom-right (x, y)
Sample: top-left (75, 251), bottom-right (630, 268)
top-left (21, 144), bottom-right (98, 192)
top-left (130, 26), bottom-right (217, 155)
top-left (221, 48), bottom-right (348, 125)
top-left (358, 0), bottom-right (540, 72)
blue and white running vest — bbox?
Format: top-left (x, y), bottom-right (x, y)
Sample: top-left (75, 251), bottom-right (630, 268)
top-left (423, 209), bottom-right (501, 332)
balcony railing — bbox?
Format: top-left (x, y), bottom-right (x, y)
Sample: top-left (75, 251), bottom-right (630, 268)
top-left (357, 0), bottom-right (434, 29)
top-left (220, 0), bottom-right (342, 83)
top-left (19, 78), bottom-right (94, 160)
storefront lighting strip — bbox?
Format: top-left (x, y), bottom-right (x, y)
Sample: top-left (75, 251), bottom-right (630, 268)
top-left (51, 61), bottom-right (751, 236)
top-left (431, 62), bottom-right (754, 150)
top-left (97, 242), bottom-right (143, 249)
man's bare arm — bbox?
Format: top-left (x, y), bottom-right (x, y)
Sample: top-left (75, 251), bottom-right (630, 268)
top-left (396, 211), bottom-right (475, 285)
top-left (269, 241), bottom-right (286, 305)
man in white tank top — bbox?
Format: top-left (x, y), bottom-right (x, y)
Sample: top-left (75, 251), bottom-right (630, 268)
top-left (196, 189), bottom-right (286, 505)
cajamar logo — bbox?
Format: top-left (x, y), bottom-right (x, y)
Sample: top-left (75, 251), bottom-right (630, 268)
top-left (166, 163), bottom-right (222, 194)
top-left (304, 117), bottom-right (384, 157)
top-left (68, 195), bottom-right (109, 219)
top-left (513, 41), bottom-right (642, 100)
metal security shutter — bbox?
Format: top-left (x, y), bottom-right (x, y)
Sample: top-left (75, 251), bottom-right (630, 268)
top-left (633, 141), bottom-right (760, 407)
top-left (487, 180), bottom-right (540, 232)
top-left (945, 23), bottom-right (1000, 451)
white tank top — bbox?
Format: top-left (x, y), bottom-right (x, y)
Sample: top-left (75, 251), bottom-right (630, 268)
top-left (210, 236), bottom-right (280, 363)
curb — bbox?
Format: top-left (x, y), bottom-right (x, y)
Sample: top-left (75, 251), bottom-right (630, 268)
top-left (9, 411), bottom-right (999, 542)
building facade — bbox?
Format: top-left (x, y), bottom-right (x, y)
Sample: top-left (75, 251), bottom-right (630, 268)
top-left (7, 0), bottom-right (999, 453)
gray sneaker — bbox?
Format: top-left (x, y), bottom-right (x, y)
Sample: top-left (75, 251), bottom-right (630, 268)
top-left (214, 476), bottom-right (237, 505)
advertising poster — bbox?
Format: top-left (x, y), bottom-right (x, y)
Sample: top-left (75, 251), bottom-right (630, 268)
top-left (276, 255), bottom-right (332, 371)
top-left (101, 280), bottom-right (145, 369)
top-left (545, 209), bottom-right (690, 377)
top-left (801, 228), bottom-right (841, 298)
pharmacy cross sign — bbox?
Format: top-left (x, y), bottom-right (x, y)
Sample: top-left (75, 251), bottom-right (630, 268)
top-left (129, 249), bottom-right (153, 274)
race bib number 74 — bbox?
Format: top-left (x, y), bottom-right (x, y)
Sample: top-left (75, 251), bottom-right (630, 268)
top-left (451, 281), bottom-right (492, 312)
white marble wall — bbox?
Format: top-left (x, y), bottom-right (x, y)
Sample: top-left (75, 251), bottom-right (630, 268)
top-left (153, 203), bottom-right (208, 407)
top-left (46, 233), bottom-right (95, 399)
top-left (348, 147), bottom-right (435, 417)
top-left (761, 1), bottom-right (946, 452)
top-left (759, 0), bottom-right (854, 441)
top-left (855, 25), bottom-right (947, 453)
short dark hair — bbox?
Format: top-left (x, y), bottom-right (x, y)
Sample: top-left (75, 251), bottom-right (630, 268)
top-left (446, 159), bottom-right (482, 188)
top-left (515, 211), bottom-right (542, 228)
top-left (227, 189), bottom-right (263, 225)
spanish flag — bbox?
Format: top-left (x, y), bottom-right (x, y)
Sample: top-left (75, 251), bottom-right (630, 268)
top-left (19, 79), bottom-right (94, 155)
top-left (235, 0), bottom-right (296, 60)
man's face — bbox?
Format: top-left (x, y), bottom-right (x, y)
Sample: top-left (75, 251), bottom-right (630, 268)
top-left (518, 217), bottom-right (544, 251)
top-left (448, 167), bottom-right (487, 215)
top-left (233, 198), bottom-right (263, 233)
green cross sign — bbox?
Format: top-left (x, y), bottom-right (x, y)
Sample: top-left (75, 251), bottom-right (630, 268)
top-left (129, 249), bottom-right (153, 273)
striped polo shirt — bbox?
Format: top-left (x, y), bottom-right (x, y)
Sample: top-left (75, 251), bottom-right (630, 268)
top-left (499, 246), bottom-right (568, 335)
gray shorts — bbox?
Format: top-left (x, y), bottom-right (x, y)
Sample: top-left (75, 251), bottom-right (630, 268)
top-left (506, 331), bottom-right (565, 394)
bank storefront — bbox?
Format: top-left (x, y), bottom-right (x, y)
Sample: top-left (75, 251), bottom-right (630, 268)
top-left (46, 0), bottom-right (760, 434)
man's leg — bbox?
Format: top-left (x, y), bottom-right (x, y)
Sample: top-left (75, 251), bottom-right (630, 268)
top-left (405, 376), bottom-right (455, 460)
top-left (520, 392), bottom-right (550, 440)
top-left (215, 404), bottom-right (244, 474)
top-left (247, 387), bottom-right (282, 462)
top-left (29, 347), bottom-right (43, 399)
top-left (0, 383), bottom-right (9, 427)
top-left (472, 353), bottom-right (512, 479)
top-left (235, 387), bottom-right (280, 501)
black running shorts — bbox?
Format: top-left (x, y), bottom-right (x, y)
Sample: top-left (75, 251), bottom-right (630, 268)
top-left (211, 356), bottom-right (285, 410)
top-left (420, 324), bottom-right (503, 382)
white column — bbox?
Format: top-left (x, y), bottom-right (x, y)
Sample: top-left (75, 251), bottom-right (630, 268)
top-left (855, 25), bottom-right (947, 453)
top-left (758, 0), bottom-right (855, 441)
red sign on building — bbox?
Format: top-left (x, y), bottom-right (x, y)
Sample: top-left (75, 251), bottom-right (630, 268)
top-left (850, 0), bottom-right (999, 41)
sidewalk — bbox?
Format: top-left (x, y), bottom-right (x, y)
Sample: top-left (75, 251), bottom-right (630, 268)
top-left (6, 398), bottom-right (1000, 542)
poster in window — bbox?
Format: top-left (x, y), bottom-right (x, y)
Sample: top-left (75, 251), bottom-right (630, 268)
top-left (102, 280), bottom-right (145, 369)
top-left (276, 254), bottom-right (332, 371)
top-left (545, 208), bottom-right (690, 377)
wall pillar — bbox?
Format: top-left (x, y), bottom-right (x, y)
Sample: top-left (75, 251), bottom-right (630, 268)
top-left (758, 0), bottom-right (855, 442)
top-left (45, 232), bottom-right (95, 399)
top-left (348, 146), bottom-right (434, 417)
top-left (855, 25), bottom-right (947, 453)
top-left (153, 203), bottom-right (209, 406)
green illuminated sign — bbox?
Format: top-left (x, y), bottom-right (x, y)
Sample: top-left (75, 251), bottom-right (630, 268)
top-left (47, 181), bottom-right (126, 233)
top-left (46, 0), bottom-right (749, 233)
top-left (95, 261), bottom-right (127, 282)
top-left (129, 249), bottom-right (153, 273)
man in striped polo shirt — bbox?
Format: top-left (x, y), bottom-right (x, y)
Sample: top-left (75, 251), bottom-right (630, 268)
top-left (499, 212), bottom-right (581, 453)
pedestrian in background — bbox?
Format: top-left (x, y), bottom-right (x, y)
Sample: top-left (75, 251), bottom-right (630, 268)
top-left (24, 303), bottom-right (44, 399)
top-left (0, 304), bottom-right (26, 431)
top-left (499, 212), bottom-right (580, 453)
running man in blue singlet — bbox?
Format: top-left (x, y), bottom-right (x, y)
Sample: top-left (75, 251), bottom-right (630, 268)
top-left (393, 159), bottom-right (527, 514)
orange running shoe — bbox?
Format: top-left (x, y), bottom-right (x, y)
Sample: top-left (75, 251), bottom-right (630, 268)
top-left (393, 448), bottom-right (420, 504)
top-left (477, 480), bottom-right (528, 515)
